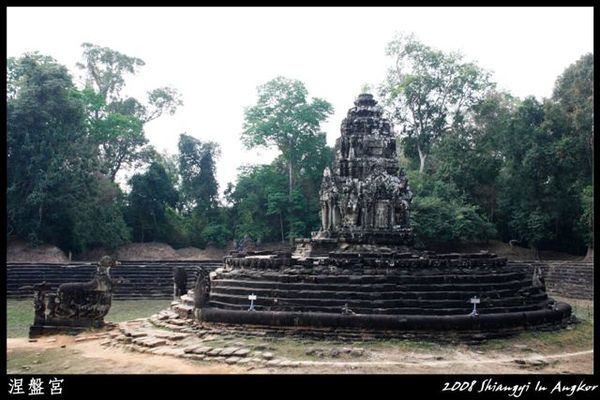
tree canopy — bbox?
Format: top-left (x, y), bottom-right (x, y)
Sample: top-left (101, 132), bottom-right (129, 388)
top-left (242, 76), bottom-right (333, 195)
top-left (78, 43), bottom-right (183, 182)
top-left (5, 40), bottom-right (593, 258)
top-left (7, 53), bottom-right (130, 252)
top-left (380, 33), bottom-right (494, 174)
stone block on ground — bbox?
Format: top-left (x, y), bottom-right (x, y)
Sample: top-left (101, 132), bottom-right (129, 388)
top-left (136, 337), bottom-right (167, 348)
top-left (192, 346), bottom-right (213, 355)
top-left (233, 348), bottom-right (251, 357)
top-left (220, 347), bottom-right (241, 356)
top-left (207, 348), bottom-right (224, 356)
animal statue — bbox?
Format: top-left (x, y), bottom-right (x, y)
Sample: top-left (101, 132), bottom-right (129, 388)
top-left (47, 255), bottom-right (116, 321)
top-left (23, 256), bottom-right (122, 335)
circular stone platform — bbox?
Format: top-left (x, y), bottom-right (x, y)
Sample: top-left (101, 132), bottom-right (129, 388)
top-left (189, 251), bottom-right (572, 337)
top-left (188, 93), bottom-right (572, 337)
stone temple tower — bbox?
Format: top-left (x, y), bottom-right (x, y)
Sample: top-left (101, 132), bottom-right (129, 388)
top-left (194, 92), bottom-right (572, 335)
top-left (303, 93), bottom-right (413, 253)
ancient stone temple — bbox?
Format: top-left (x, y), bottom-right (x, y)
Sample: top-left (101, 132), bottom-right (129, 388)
top-left (297, 93), bottom-right (413, 256)
top-left (318, 93), bottom-right (412, 243)
top-left (180, 93), bottom-right (572, 337)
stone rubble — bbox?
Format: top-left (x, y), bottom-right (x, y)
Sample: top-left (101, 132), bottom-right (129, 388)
top-left (109, 313), bottom-right (309, 368)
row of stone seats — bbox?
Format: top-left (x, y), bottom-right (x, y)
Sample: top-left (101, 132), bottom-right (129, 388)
top-left (7, 261), bottom-right (221, 300)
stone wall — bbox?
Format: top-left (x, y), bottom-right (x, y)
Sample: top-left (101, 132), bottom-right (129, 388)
top-left (508, 260), bottom-right (593, 300)
top-left (539, 261), bottom-right (593, 300)
top-left (7, 261), bottom-right (222, 300)
top-left (8, 260), bottom-right (592, 301)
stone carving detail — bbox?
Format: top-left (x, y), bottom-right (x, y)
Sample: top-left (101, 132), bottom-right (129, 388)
top-left (317, 93), bottom-right (413, 243)
top-left (24, 256), bottom-right (120, 336)
top-left (532, 264), bottom-right (546, 290)
top-left (193, 267), bottom-right (211, 309)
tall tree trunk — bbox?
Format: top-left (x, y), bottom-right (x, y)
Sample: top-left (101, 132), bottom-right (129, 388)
top-left (417, 143), bottom-right (427, 175)
top-left (152, 212), bottom-right (158, 241)
top-left (288, 158), bottom-right (294, 245)
top-left (288, 159), bottom-right (293, 195)
top-left (532, 246), bottom-right (540, 261)
top-left (583, 246), bottom-right (594, 261)
top-left (279, 212), bottom-right (284, 243)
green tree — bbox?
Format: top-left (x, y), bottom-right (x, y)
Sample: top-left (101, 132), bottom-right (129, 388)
top-left (380, 33), bottom-right (494, 174)
top-left (7, 53), bottom-right (129, 252)
top-left (408, 171), bottom-right (496, 248)
top-left (71, 176), bottom-right (131, 252)
top-left (242, 77), bottom-right (333, 242)
top-left (77, 43), bottom-right (183, 182)
top-left (266, 191), bottom-right (288, 243)
top-left (177, 134), bottom-right (221, 214)
top-left (125, 162), bottom-right (179, 242)
top-left (494, 97), bottom-right (564, 255)
top-left (550, 53), bottom-right (593, 255)
top-left (577, 185), bottom-right (593, 259)
top-left (242, 77), bottom-right (333, 196)
top-left (428, 91), bottom-right (513, 222)
top-left (226, 164), bottom-right (288, 242)
top-left (175, 134), bottom-right (224, 248)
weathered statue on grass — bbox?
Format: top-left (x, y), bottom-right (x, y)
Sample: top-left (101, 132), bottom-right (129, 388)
top-left (23, 256), bottom-right (122, 337)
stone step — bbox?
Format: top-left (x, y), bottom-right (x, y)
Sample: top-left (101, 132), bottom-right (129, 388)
top-left (211, 278), bottom-right (534, 291)
top-left (215, 269), bottom-right (531, 283)
top-left (172, 304), bottom-right (194, 319)
top-left (208, 291), bottom-right (548, 309)
top-left (207, 299), bottom-right (551, 315)
top-left (211, 285), bottom-right (545, 300)
top-left (230, 266), bottom-right (524, 275)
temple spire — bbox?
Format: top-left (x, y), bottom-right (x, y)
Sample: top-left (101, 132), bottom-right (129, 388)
top-left (317, 93), bottom-right (413, 245)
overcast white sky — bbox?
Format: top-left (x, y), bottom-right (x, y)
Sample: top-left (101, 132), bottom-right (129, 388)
top-left (7, 7), bottom-right (594, 195)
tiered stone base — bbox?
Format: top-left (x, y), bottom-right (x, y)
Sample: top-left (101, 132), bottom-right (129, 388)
top-left (198, 251), bottom-right (572, 335)
top-left (294, 232), bottom-right (413, 257)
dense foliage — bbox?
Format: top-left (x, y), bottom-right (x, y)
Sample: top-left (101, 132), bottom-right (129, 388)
top-left (7, 54), bottom-right (130, 252)
top-left (6, 40), bottom-right (593, 257)
top-left (380, 42), bottom-right (593, 254)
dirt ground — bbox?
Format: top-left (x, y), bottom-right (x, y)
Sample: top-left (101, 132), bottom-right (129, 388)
top-left (7, 241), bottom-right (229, 262)
top-left (7, 336), bottom-right (244, 374)
top-left (7, 313), bottom-right (593, 375)
top-left (7, 240), bottom-right (71, 263)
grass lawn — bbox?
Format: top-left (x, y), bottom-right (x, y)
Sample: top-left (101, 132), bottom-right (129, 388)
top-left (6, 299), bottom-right (172, 338)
